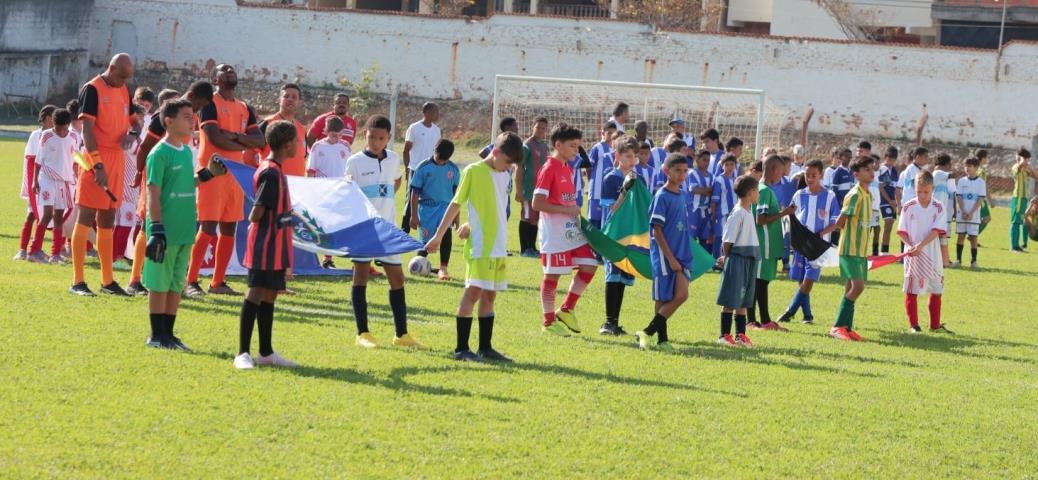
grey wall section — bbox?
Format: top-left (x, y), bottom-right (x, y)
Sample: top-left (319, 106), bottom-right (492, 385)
top-left (0, 0), bottom-right (93, 107)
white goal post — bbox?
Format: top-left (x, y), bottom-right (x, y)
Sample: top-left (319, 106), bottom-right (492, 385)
top-left (491, 75), bottom-right (785, 161)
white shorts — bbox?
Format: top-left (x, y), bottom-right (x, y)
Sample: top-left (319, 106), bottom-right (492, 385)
top-left (869, 210), bottom-right (880, 228)
top-left (541, 243), bottom-right (597, 274)
top-left (36, 177), bottom-right (73, 210)
top-left (351, 254), bottom-right (402, 266)
top-left (903, 276), bottom-right (944, 295)
top-left (116, 194), bottom-right (139, 227)
top-left (956, 222), bottom-right (980, 236)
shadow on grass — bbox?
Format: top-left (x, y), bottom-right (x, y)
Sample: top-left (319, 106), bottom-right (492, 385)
top-left (861, 330), bottom-right (1037, 365)
top-left (666, 340), bottom-right (883, 378)
top-left (178, 295), bottom-right (448, 327)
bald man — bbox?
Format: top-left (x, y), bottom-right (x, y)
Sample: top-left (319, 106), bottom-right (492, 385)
top-left (70, 53), bottom-right (138, 296)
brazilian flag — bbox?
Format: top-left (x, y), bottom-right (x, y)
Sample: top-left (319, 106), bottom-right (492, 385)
top-left (581, 180), bottom-right (713, 281)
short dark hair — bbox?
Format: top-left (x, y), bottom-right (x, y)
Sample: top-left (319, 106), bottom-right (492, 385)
top-left (869, 153), bottom-right (880, 162)
top-left (188, 81), bottom-right (214, 102)
top-left (722, 153), bottom-right (738, 165)
top-left (281, 83), bottom-right (301, 96)
top-left (850, 156), bottom-right (874, 172)
top-left (134, 86), bottom-right (156, 104)
top-left (779, 155), bottom-right (792, 165)
top-left (664, 153), bottom-right (687, 168)
top-left (366, 114), bottom-right (392, 132)
top-left (634, 119), bottom-right (648, 130)
top-left (734, 175), bottom-right (759, 198)
top-left (422, 102), bottom-right (438, 113)
top-left (911, 146), bottom-right (929, 158)
top-left (494, 132), bottom-right (524, 164)
top-left (38, 104), bottom-right (57, 123)
top-left (266, 120), bottom-right (298, 152)
top-left (613, 135), bottom-right (638, 154)
top-left (857, 140), bottom-right (872, 150)
top-left (665, 136), bottom-right (685, 153)
top-left (52, 108), bottom-right (72, 126)
top-left (935, 153), bottom-right (952, 166)
top-left (499, 116), bottom-right (517, 132)
top-left (965, 157), bottom-right (981, 168)
top-left (534, 116), bottom-right (548, 125)
top-left (725, 137), bottom-right (744, 151)
top-left (131, 103), bottom-right (146, 116)
top-left (974, 148), bottom-right (988, 160)
top-left (638, 141), bottom-right (651, 151)
top-left (434, 139), bottom-right (455, 161)
top-left (325, 115), bottom-right (344, 133)
top-left (334, 93), bottom-right (350, 101)
top-left (157, 89), bottom-right (180, 104)
top-left (1018, 147), bottom-right (1031, 159)
top-left (699, 128), bottom-right (719, 141)
top-left (64, 99), bottom-right (79, 117)
top-left (805, 159), bottom-right (825, 173)
top-left (838, 147), bottom-right (852, 157)
top-left (602, 120), bottom-right (618, 132)
top-left (550, 122), bottom-right (582, 145)
top-left (884, 146), bottom-right (899, 160)
top-left (750, 160), bottom-right (764, 173)
top-left (696, 149), bottom-right (711, 160)
top-left (612, 102), bottom-right (629, 117)
top-left (160, 99), bottom-right (193, 121)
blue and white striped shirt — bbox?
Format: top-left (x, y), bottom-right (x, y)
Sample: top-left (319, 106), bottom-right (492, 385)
top-left (792, 187), bottom-right (839, 242)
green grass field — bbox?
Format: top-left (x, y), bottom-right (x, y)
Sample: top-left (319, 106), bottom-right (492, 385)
top-left (2, 137), bottom-right (1036, 478)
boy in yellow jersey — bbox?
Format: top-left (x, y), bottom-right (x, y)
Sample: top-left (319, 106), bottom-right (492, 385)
top-left (1010, 148), bottom-right (1037, 252)
top-left (830, 156), bottom-right (875, 342)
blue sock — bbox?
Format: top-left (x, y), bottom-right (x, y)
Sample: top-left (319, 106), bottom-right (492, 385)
top-left (802, 293), bottom-right (813, 318)
top-left (786, 291), bottom-right (803, 315)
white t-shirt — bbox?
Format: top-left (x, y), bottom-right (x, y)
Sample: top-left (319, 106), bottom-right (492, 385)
top-left (788, 162), bottom-right (804, 179)
top-left (932, 169), bottom-right (956, 216)
top-left (897, 198), bottom-right (946, 280)
top-left (345, 149), bottom-right (402, 221)
top-left (404, 121), bottom-right (441, 171)
top-left (899, 162), bottom-right (924, 203)
top-left (21, 128), bottom-right (43, 199)
top-left (722, 204), bottom-right (759, 248)
top-left (955, 176), bottom-right (986, 224)
top-left (308, 139), bottom-right (350, 178)
top-left (36, 129), bottom-right (78, 183)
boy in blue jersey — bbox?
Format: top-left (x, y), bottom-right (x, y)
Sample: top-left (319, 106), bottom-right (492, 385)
top-left (877, 146), bottom-right (900, 254)
top-left (701, 128), bottom-right (725, 176)
top-left (686, 149), bottom-right (714, 251)
top-left (587, 120), bottom-right (619, 229)
top-left (479, 117), bottom-right (518, 159)
top-left (635, 154), bottom-right (692, 352)
top-left (828, 147), bottom-right (854, 245)
top-left (635, 141), bottom-right (656, 191)
top-left (710, 154), bottom-right (739, 259)
top-left (599, 136), bottom-right (641, 335)
top-left (651, 135), bottom-right (688, 192)
top-left (410, 139), bottom-right (461, 281)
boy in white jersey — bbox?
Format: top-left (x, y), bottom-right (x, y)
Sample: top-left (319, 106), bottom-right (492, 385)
top-left (308, 116), bottom-right (351, 269)
top-left (425, 132), bottom-right (524, 362)
top-left (932, 153), bottom-right (956, 265)
top-left (898, 171), bottom-right (953, 334)
top-left (345, 115), bottom-right (426, 350)
top-left (29, 109), bottom-right (76, 264)
top-left (953, 157), bottom-right (985, 269)
top-left (15, 105), bottom-right (56, 261)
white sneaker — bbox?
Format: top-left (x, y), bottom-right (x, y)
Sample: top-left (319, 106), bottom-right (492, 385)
top-left (255, 352), bottom-right (298, 368)
top-left (233, 352), bottom-right (256, 369)
top-left (949, 261), bottom-right (961, 268)
top-left (970, 262), bottom-right (979, 270)
top-left (12, 250), bottom-right (27, 261)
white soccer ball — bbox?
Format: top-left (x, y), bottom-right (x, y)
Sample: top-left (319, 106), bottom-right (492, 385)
top-left (408, 256), bottom-right (432, 277)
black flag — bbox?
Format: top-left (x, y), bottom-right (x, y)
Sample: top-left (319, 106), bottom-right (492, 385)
top-left (789, 215), bottom-right (833, 261)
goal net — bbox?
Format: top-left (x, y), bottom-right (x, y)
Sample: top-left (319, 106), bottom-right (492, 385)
top-left (492, 75), bottom-right (785, 162)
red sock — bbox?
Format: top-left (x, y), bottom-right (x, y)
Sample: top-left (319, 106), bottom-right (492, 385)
top-left (186, 231), bottom-right (215, 284)
top-left (29, 222), bottom-right (48, 254)
top-left (211, 234), bottom-right (235, 286)
top-left (905, 294), bottom-right (919, 327)
top-left (928, 294), bottom-right (942, 330)
top-left (541, 277), bottom-right (558, 325)
top-left (19, 218), bottom-right (35, 250)
top-left (112, 225), bottom-right (132, 260)
top-left (562, 270), bottom-right (595, 311)
top-left (52, 226), bottom-right (64, 257)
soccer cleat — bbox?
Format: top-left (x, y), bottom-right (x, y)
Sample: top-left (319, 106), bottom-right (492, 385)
top-left (26, 251), bottom-right (48, 263)
top-left (970, 262), bottom-right (979, 270)
top-left (634, 330), bottom-right (652, 350)
top-left (256, 352), bottom-right (299, 368)
top-left (802, 316), bottom-right (814, 325)
top-left (520, 248), bottom-right (540, 258)
top-left (112, 259), bottom-right (131, 271)
top-left (747, 321), bottom-right (764, 330)
top-left (656, 342), bottom-right (676, 353)
top-left (145, 336), bottom-right (172, 349)
top-left (735, 333), bottom-right (754, 347)
top-left (453, 349), bottom-right (480, 362)
top-left (542, 322), bottom-right (570, 336)
top-left (126, 281), bottom-right (149, 296)
top-left (761, 321), bottom-right (788, 332)
top-left (48, 255), bottom-right (68, 265)
top-left (69, 282), bottom-right (96, 297)
top-left (12, 250), bottom-right (27, 261)
top-left (1012, 247), bottom-right (1025, 253)
top-left (392, 333), bottom-right (429, 349)
top-left (931, 324), bottom-right (955, 334)
top-left (169, 335), bottom-right (192, 352)
top-left (477, 349), bottom-right (513, 363)
top-left (949, 261), bottom-right (961, 268)
top-left (555, 308), bottom-right (581, 333)
top-left (322, 258), bottom-right (336, 269)
top-left (183, 282), bottom-right (206, 298)
top-left (368, 266), bottom-right (383, 277)
top-left (829, 327), bottom-right (853, 341)
top-left (599, 322), bottom-right (623, 336)
top-left (356, 332), bottom-right (379, 349)
top-left (233, 353), bottom-right (256, 369)
top-left (100, 281), bottom-right (131, 296)
top-left (207, 282), bottom-right (240, 296)
top-left (776, 311), bottom-right (794, 323)
top-left (909, 325), bottom-right (923, 333)
top-left (717, 334), bottom-right (738, 346)
top-left (846, 330), bottom-right (865, 342)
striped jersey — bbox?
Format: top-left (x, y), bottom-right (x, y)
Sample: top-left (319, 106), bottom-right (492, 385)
top-left (711, 173), bottom-right (737, 219)
top-left (955, 176), bottom-right (986, 224)
top-left (878, 164), bottom-right (899, 206)
top-left (792, 187), bottom-right (839, 242)
top-left (1012, 163), bottom-right (1030, 199)
top-left (453, 161), bottom-right (510, 259)
top-left (898, 198), bottom-right (946, 280)
top-left (707, 149), bottom-right (726, 177)
top-left (36, 129), bottom-right (78, 182)
top-left (568, 154), bottom-right (586, 207)
top-left (830, 166), bottom-right (854, 206)
top-left (685, 168), bottom-right (713, 211)
top-left (245, 159), bottom-right (293, 271)
top-left (635, 163), bottom-right (655, 191)
top-left (838, 184), bottom-right (873, 257)
top-left (345, 149), bottom-right (402, 221)
top-left (587, 141), bottom-right (613, 202)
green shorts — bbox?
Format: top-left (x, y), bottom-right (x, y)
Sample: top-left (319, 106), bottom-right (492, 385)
top-left (142, 243), bottom-right (191, 293)
top-left (1011, 197), bottom-right (1026, 224)
top-left (839, 256), bottom-right (868, 281)
top-left (756, 257), bottom-right (779, 281)
top-left (465, 257), bottom-right (507, 291)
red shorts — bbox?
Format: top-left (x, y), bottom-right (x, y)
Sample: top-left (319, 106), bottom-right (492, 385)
top-left (76, 148), bottom-right (124, 210)
top-left (197, 174), bottom-right (244, 222)
top-left (540, 243), bottom-right (597, 274)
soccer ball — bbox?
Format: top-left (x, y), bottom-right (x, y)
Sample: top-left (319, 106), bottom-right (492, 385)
top-left (408, 256), bottom-right (432, 277)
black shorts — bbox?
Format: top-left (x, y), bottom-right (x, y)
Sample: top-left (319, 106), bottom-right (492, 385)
top-left (880, 205), bottom-right (897, 220)
top-left (248, 269), bottom-right (286, 290)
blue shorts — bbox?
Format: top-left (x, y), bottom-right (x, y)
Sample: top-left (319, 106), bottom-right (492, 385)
top-left (652, 264), bottom-right (691, 302)
top-left (418, 203), bottom-right (448, 243)
top-left (789, 252), bottom-right (821, 282)
top-left (688, 207), bottom-right (711, 242)
top-left (605, 259), bottom-right (635, 286)
top-left (880, 205), bottom-right (897, 220)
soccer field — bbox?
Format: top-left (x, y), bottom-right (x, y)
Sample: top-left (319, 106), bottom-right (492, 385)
top-left (1, 137), bottom-right (1036, 478)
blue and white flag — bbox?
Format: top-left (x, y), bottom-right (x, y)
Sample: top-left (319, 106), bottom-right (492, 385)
top-left (226, 161), bottom-right (424, 258)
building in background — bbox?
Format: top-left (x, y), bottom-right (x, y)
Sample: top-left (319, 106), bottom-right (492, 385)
top-left (727, 0), bottom-right (938, 43)
top-left (932, 0), bottom-right (1038, 48)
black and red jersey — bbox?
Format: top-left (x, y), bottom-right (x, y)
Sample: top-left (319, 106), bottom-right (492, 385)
top-left (244, 158), bottom-right (293, 271)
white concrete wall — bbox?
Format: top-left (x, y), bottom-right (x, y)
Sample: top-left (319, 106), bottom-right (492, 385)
top-left (88, 0), bottom-right (1038, 147)
top-left (769, 0), bottom-right (934, 38)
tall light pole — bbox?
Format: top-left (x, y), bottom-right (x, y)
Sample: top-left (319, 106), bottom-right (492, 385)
top-left (995, 0), bottom-right (1009, 81)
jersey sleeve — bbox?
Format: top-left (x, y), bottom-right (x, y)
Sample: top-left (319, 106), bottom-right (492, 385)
top-left (932, 204), bottom-right (947, 234)
top-left (78, 84), bottom-right (99, 120)
top-left (711, 178), bottom-right (722, 202)
top-left (979, 179), bottom-right (987, 197)
top-left (145, 147), bottom-right (166, 188)
top-left (452, 165), bottom-right (473, 206)
top-left (245, 105), bottom-right (259, 132)
top-left (649, 193), bottom-right (668, 226)
top-left (410, 162), bottom-right (427, 191)
top-left (826, 194), bottom-right (840, 223)
top-left (600, 174), bottom-right (621, 203)
top-left (146, 112), bottom-right (166, 140)
top-left (721, 210), bottom-right (743, 245)
top-left (451, 163), bottom-right (461, 192)
top-left (24, 131), bottom-right (41, 157)
top-left (308, 114), bottom-right (326, 140)
top-left (404, 124), bottom-right (415, 143)
top-left (533, 162), bottom-right (553, 197)
top-left (344, 156), bottom-right (356, 182)
top-left (255, 168), bottom-right (281, 209)
top-left (840, 191), bottom-right (859, 217)
top-left (197, 102), bottom-right (218, 128)
top-left (896, 204), bottom-right (909, 236)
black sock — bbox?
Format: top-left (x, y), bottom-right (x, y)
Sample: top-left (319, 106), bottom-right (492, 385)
top-left (656, 315), bottom-right (669, 343)
top-left (735, 314), bottom-right (748, 335)
top-left (720, 311), bottom-right (733, 336)
top-left (644, 313), bottom-right (664, 336)
top-left (971, 248), bottom-right (977, 263)
top-left (518, 222), bottom-right (532, 252)
top-left (956, 243), bottom-right (964, 262)
top-left (455, 316), bottom-right (472, 352)
top-left (417, 250), bottom-right (428, 257)
top-left (756, 279), bottom-right (771, 324)
top-left (605, 282), bottom-right (623, 324)
top-left (872, 241), bottom-right (879, 257)
top-left (149, 313), bottom-right (163, 340)
top-left (257, 302), bottom-right (274, 357)
top-left (239, 300), bottom-right (259, 354)
top-left (165, 313), bottom-right (176, 338)
top-left (440, 228), bottom-right (452, 265)
top-left (881, 244), bottom-right (889, 254)
top-left (352, 285), bottom-right (368, 334)
top-left (478, 315), bottom-right (494, 351)
top-left (747, 303), bottom-right (757, 325)
top-left (389, 287), bottom-right (407, 337)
